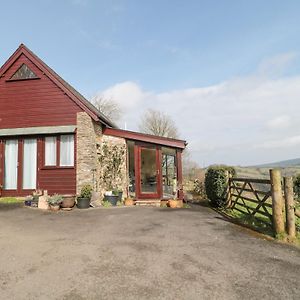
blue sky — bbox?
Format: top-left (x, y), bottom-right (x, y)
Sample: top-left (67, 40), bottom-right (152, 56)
top-left (1, 0), bottom-right (300, 166)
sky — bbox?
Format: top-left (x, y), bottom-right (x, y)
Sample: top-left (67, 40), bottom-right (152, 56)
top-left (1, 0), bottom-right (300, 166)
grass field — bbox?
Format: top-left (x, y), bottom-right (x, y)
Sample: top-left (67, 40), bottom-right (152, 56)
top-left (0, 197), bottom-right (23, 204)
top-left (235, 166), bottom-right (300, 179)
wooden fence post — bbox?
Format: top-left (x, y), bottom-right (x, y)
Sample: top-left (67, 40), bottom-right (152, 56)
top-left (225, 171), bottom-right (232, 208)
top-left (283, 176), bottom-right (296, 238)
top-left (270, 169), bottom-right (285, 235)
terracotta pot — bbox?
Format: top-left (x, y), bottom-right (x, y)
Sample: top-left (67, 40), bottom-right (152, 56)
top-left (50, 204), bottom-right (60, 211)
top-left (61, 195), bottom-right (75, 208)
top-left (168, 200), bottom-right (178, 208)
top-left (176, 200), bottom-right (183, 208)
top-left (125, 198), bottom-right (134, 206)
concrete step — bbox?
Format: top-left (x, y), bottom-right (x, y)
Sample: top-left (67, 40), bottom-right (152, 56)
top-left (135, 200), bottom-right (161, 207)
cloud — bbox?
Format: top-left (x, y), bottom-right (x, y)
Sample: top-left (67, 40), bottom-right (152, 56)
top-left (97, 53), bottom-right (300, 166)
top-left (258, 52), bottom-right (298, 77)
top-left (255, 135), bottom-right (300, 149)
top-left (266, 115), bottom-right (291, 129)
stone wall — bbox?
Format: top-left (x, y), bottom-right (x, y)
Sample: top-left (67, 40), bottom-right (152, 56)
top-left (76, 112), bottom-right (101, 194)
top-left (97, 135), bottom-right (128, 199)
top-left (76, 112), bottom-right (128, 200)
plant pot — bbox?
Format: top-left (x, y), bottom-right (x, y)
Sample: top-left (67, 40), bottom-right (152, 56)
top-left (118, 191), bottom-right (123, 201)
top-left (104, 195), bottom-right (118, 206)
top-left (61, 195), bottom-right (75, 209)
top-left (50, 204), bottom-right (60, 211)
top-left (124, 198), bottom-right (134, 206)
top-left (77, 197), bottom-right (91, 209)
top-left (168, 200), bottom-right (178, 208)
top-left (176, 199), bottom-right (183, 208)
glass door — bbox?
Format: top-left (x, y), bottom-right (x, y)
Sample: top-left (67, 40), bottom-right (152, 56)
top-left (22, 139), bottom-right (37, 190)
top-left (136, 145), bottom-right (161, 199)
top-left (4, 140), bottom-right (18, 190)
top-left (3, 138), bottom-right (37, 194)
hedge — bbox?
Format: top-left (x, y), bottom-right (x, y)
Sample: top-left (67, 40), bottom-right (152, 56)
top-left (205, 165), bottom-right (235, 207)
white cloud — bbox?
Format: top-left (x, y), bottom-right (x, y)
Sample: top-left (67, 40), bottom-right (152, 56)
top-left (255, 135), bottom-right (300, 149)
top-left (97, 53), bottom-right (300, 166)
top-left (96, 81), bottom-right (148, 109)
top-left (266, 115), bottom-right (291, 129)
top-left (258, 52), bottom-right (298, 77)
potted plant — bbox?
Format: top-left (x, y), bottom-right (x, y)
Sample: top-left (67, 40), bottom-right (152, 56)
top-left (61, 195), bottom-right (76, 209)
top-left (168, 190), bottom-right (183, 208)
top-left (77, 185), bottom-right (92, 209)
top-left (104, 189), bottom-right (119, 206)
top-left (47, 194), bottom-right (63, 211)
top-left (124, 197), bottom-right (134, 206)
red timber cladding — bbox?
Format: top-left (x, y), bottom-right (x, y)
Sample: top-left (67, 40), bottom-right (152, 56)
top-left (0, 53), bottom-right (82, 128)
top-left (0, 54), bottom-right (82, 195)
top-left (37, 138), bottom-right (77, 195)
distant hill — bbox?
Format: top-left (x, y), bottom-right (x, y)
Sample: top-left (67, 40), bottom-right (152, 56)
top-left (251, 158), bottom-right (300, 168)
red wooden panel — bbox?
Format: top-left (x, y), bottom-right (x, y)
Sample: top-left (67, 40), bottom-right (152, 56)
top-left (0, 54), bottom-right (82, 129)
top-left (103, 127), bottom-right (187, 149)
top-left (176, 150), bottom-right (184, 200)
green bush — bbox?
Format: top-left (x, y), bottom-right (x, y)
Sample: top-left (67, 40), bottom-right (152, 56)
top-left (48, 194), bottom-right (63, 205)
top-left (205, 165), bottom-right (235, 207)
top-left (80, 185), bottom-right (93, 199)
top-left (293, 174), bottom-right (300, 200)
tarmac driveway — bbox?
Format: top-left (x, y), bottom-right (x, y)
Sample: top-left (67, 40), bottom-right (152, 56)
top-left (0, 204), bottom-right (299, 300)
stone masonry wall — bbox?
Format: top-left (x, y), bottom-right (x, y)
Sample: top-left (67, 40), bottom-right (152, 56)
top-left (76, 112), bottom-right (100, 194)
top-left (76, 112), bottom-right (128, 200)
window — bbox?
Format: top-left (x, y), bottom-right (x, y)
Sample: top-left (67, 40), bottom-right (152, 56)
top-left (45, 137), bottom-right (57, 166)
top-left (44, 135), bottom-right (74, 167)
top-left (10, 64), bottom-right (38, 80)
top-left (60, 135), bottom-right (74, 166)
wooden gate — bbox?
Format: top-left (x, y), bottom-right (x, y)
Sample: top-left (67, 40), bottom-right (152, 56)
top-left (228, 177), bottom-right (273, 226)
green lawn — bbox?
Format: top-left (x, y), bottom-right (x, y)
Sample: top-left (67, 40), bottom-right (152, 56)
top-left (224, 200), bottom-right (274, 236)
top-left (221, 197), bottom-right (300, 245)
top-left (0, 197), bottom-right (24, 204)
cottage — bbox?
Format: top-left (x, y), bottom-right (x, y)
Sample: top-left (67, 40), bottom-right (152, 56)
top-left (0, 44), bottom-right (186, 203)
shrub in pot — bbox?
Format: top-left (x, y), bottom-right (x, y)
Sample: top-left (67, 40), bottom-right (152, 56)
top-left (47, 194), bottom-right (63, 211)
top-left (104, 190), bottom-right (119, 206)
top-left (77, 185), bottom-right (92, 209)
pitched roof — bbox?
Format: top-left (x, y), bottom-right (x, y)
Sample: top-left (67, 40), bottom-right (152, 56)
top-left (0, 44), bottom-right (117, 128)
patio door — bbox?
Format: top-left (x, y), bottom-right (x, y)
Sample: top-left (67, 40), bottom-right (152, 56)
top-left (136, 144), bottom-right (161, 199)
top-left (2, 138), bottom-right (37, 195)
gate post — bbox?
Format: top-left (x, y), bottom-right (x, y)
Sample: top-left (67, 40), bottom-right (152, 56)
top-left (283, 176), bottom-right (296, 238)
top-left (225, 171), bottom-right (232, 208)
top-left (270, 169), bottom-right (285, 236)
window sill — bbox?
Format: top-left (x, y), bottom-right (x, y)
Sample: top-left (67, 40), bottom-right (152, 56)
top-left (41, 166), bottom-right (75, 170)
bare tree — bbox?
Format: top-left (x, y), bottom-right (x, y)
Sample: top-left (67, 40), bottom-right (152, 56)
top-left (138, 109), bottom-right (179, 138)
top-left (91, 95), bottom-right (122, 123)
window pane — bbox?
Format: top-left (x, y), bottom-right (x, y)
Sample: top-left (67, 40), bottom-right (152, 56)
top-left (60, 135), bottom-right (74, 166)
top-left (23, 139), bottom-right (37, 189)
top-left (45, 137), bottom-right (57, 166)
top-left (10, 64), bottom-right (38, 80)
top-left (4, 140), bottom-right (18, 189)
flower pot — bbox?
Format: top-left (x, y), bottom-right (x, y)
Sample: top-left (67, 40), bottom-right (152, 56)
top-left (124, 198), bottom-right (134, 206)
top-left (118, 191), bottom-right (123, 201)
top-left (77, 197), bottom-right (91, 209)
top-left (61, 195), bottom-right (75, 209)
top-left (104, 195), bottom-right (118, 206)
top-left (50, 204), bottom-right (60, 211)
top-left (168, 200), bottom-right (178, 208)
